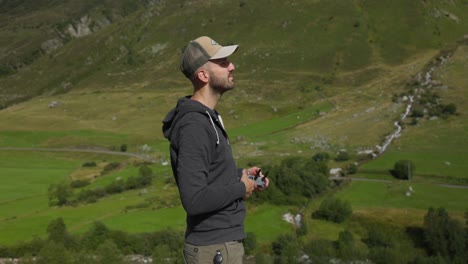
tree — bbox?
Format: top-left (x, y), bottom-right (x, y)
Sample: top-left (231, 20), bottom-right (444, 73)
top-left (312, 196), bottom-right (352, 223)
top-left (424, 207), bottom-right (466, 262)
top-left (271, 234), bottom-right (301, 264)
top-left (273, 156), bottom-right (329, 201)
top-left (37, 241), bottom-right (70, 264)
top-left (243, 232), bottom-right (257, 255)
top-left (391, 160), bottom-right (415, 180)
top-left (81, 221), bottom-right (110, 251)
top-left (48, 182), bottom-right (72, 206)
top-left (152, 244), bottom-right (173, 263)
top-left (95, 240), bottom-right (126, 264)
top-left (336, 229), bottom-right (366, 261)
top-left (46, 217), bottom-right (75, 249)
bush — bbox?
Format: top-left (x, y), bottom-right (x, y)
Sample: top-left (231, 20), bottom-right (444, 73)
top-left (273, 156), bottom-right (329, 200)
top-left (391, 160), bottom-right (415, 180)
top-left (335, 229), bottom-right (367, 261)
top-left (48, 182), bottom-right (72, 206)
top-left (70, 179), bottom-right (90, 188)
top-left (244, 232), bottom-right (257, 255)
top-left (120, 144), bottom-right (127, 152)
top-left (411, 108), bottom-right (425, 118)
top-left (346, 163), bottom-right (358, 175)
top-left (82, 161), bottom-right (96, 167)
top-left (74, 165), bottom-right (153, 204)
top-left (95, 240), bottom-right (126, 264)
top-left (101, 162), bottom-right (120, 175)
top-left (441, 103), bottom-right (457, 115)
top-left (271, 234), bottom-right (301, 261)
top-left (312, 196), bottom-right (352, 223)
top-left (296, 222), bottom-right (308, 237)
top-left (312, 152), bottom-right (330, 162)
top-left (304, 239), bottom-right (336, 263)
top-left (335, 151), bottom-right (350, 162)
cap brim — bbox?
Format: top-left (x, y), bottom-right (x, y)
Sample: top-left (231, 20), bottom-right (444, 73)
top-left (210, 45), bottom-right (238, 60)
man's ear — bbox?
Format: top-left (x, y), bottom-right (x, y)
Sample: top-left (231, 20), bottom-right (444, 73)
top-left (196, 68), bottom-right (209, 83)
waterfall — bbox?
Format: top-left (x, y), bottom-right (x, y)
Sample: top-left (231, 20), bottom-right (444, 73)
top-left (376, 55), bottom-right (449, 156)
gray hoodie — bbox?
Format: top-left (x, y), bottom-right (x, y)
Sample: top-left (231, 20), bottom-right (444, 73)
top-left (162, 96), bottom-right (246, 246)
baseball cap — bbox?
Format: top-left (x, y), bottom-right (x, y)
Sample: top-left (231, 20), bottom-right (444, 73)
top-left (180, 36), bottom-right (238, 79)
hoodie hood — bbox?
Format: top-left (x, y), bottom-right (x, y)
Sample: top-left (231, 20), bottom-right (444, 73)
top-left (162, 96), bottom-right (223, 143)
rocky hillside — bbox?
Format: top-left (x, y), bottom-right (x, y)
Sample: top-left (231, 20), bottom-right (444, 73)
top-left (1, 0), bottom-right (467, 109)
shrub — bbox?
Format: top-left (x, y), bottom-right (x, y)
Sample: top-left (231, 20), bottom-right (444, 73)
top-left (82, 161), bottom-right (96, 167)
top-left (304, 239), bottom-right (336, 263)
top-left (411, 108), bottom-right (425, 118)
top-left (271, 234), bottom-right (300, 258)
top-left (70, 179), bottom-right (90, 188)
top-left (346, 163), bottom-right (358, 175)
top-left (120, 144), bottom-right (127, 152)
top-left (48, 182), bottom-right (72, 206)
top-left (244, 232), bottom-right (257, 255)
top-left (273, 156), bottom-right (329, 200)
top-left (312, 152), bottom-right (330, 162)
top-left (95, 240), bottom-right (126, 264)
top-left (335, 151), bottom-right (350, 162)
top-left (441, 103), bottom-right (457, 115)
top-left (101, 162), bottom-right (120, 175)
top-left (312, 196), bottom-right (352, 223)
top-left (296, 222), bottom-right (308, 237)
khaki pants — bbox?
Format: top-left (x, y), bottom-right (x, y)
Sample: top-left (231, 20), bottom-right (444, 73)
top-left (183, 240), bottom-right (244, 264)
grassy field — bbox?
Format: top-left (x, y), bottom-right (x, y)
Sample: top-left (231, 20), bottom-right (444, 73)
top-left (0, 150), bottom-right (292, 246)
top-left (335, 181), bottom-right (467, 212)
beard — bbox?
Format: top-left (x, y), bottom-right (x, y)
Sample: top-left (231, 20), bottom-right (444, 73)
top-left (209, 71), bottom-right (235, 93)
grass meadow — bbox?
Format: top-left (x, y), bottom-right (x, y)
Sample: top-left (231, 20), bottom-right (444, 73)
top-left (0, 150), bottom-right (293, 247)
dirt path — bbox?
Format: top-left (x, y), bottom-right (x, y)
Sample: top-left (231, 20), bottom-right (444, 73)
top-left (0, 147), bottom-right (156, 162)
top-left (329, 176), bottom-right (468, 189)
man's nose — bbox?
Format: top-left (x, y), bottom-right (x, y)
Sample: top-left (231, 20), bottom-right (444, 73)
top-left (228, 62), bottom-right (235, 71)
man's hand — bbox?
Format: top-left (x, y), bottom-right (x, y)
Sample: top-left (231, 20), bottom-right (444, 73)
top-left (244, 166), bottom-right (269, 193)
top-left (241, 170), bottom-right (256, 199)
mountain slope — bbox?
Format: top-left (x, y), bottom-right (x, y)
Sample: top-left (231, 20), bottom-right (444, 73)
top-left (0, 0), bottom-right (466, 171)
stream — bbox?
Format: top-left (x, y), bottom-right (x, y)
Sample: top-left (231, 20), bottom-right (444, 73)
top-left (377, 54), bottom-right (450, 156)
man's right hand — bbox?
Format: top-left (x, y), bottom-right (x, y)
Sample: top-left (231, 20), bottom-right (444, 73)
top-left (240, 171), bottom-right (256, 199)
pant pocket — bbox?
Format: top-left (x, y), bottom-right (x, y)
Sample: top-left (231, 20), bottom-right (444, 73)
top-left (183, 243), bottom-right (199, 264)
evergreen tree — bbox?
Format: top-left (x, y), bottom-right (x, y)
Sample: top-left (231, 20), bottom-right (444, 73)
top-left (424, 207), bottom-right (467, 262)
top-left (81, 221), bottom-right (110, 251)
top-left (37, 241), bottom-right (70, 264)
top-left (95, 240), bottom-right (126, 264)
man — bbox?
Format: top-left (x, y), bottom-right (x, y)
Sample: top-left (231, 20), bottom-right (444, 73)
top-left (162, 36), bottom-right (268, 263)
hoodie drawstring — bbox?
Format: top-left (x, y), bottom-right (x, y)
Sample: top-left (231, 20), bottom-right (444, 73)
top-left (206, 111), bottom-right (220, 145)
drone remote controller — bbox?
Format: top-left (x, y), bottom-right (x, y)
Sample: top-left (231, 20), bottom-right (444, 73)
top-left (248, 169), bottom-right (267, 188)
